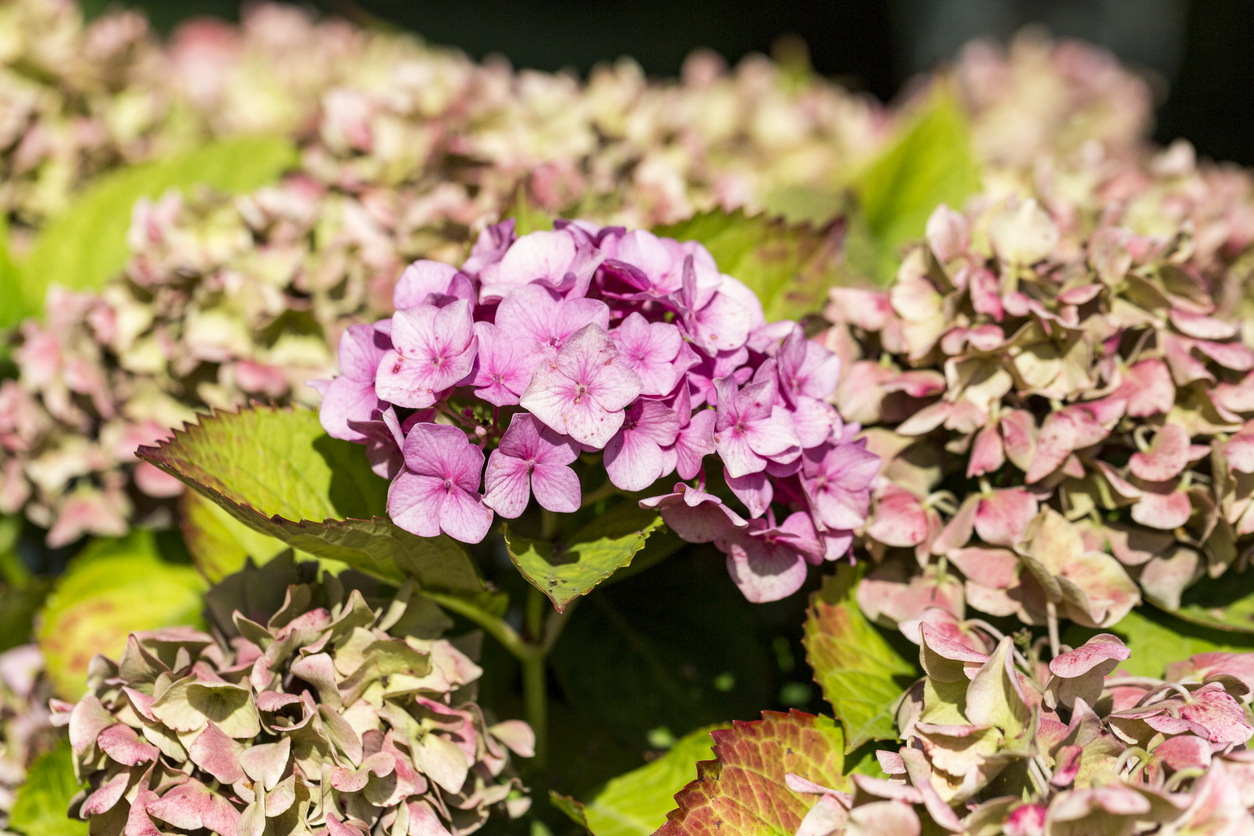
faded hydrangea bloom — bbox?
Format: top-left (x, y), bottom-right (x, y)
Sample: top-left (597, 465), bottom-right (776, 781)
top-left (822, 191), bottom-right (1254, 640)
top-left (0, 645), bottom-right (58, 831)
top-left (949, 30), bottom-right (1154, 170)
top-left (52, 559), bottom-right (532, 836)
top-left (319, 222), bottom-right (875, 603)
top-left (791, 627), bottom-right (1254, 835)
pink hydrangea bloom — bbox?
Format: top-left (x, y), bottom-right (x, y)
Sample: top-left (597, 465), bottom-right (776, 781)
top-left (483, 414), bottom-right (580, 518)
top-left (320, 221), bottom-right (876, 597)
top-left (388, 423), bottom-right (493, 543)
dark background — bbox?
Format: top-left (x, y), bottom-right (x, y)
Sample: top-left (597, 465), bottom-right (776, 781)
top-left (79, 0), bottom-right (1254, 166)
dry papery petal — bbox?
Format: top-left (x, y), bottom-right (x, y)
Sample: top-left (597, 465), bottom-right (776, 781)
top-left (63, 558), bottom-right (530, 835)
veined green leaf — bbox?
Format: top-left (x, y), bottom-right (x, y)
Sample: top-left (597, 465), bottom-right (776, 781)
top-left (10, 739), bottom-right (87, 836)
top-left (181, 489), bottom-right (289, 582)
top-left (36, 531), bottom-right (207, 698)
top-left (21, 136), bottom-right (298, 312)
top-left (850, 88), bottom-right (982, 284)
top-left (139, 405), bottom-right (487, 599)
top-left (503, 501), bottom-right (670, 612)
top-left (803, 564), bottom-right (917, 751)
top-left (654, 209), bottom-right (846, 322)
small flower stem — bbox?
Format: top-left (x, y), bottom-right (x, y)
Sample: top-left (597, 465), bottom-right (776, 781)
top-left (579, 480), bottom-right (621, 509)
top-left (541, 507), bottom-right (560, 540)
top-left (524, 586), bottom-right (550, 768)
top-left (1046, 601), bottom-right (1061, 659)
top-left (422, 591), bottom-right (533, 659)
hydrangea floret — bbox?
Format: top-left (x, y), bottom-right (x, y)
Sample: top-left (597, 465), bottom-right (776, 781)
top-left (52, 563), bottom-right (532, 836)
top-left (0, 645), bottom-right (57, 831)
top-left (317, 221), bottom-right (875, 602)
top-left (788, 622), bottom-right (1254, 835)
top-left (821, 197), bottom-right (1254, 641)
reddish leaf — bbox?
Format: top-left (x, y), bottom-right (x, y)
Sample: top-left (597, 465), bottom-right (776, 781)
top-left (657, 711), bottom-right (866, 836)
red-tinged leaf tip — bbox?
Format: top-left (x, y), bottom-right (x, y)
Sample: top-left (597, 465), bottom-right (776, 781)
top-left (656, 710), bottom-right (856, 836)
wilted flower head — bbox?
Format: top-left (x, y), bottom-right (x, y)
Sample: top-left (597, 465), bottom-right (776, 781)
top-left (0, 645), bottom-right (59, 830)
top-left (319, 222), bottom-right (875, 602)
top-left (823, 195), bottom-right (1254, 639)
top-left (793, 631), bottom-right (1254, 835)
top-left (53, 559), bottom-right (532, 836)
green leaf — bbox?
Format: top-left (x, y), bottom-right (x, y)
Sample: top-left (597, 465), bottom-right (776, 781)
top-left (549, 552), bottom-right (780, 751)
top-left (1064, 607), bottom-right (1254, 678)
top-left (503, 502), bottom-right (669, 612)
top-left (139, 405), bottom-right (488, 598)
top-left (139, 405), bottom-right (387, 524)
top-left (182, 489), bottom-right (289, 582)
top-left (850, 88), bottom-right (982, 284)
top-left (10, 738), bottom-right (87, 836)
top-left (656, 710), bottom-right (865, 836)
top-left (761, 187), bottom-right (849, 226)
top-left (1160, 571), bottom-right (1254, 634)
top-left (653, 209), bottom-right (845, 322)
top-left (505, 184), bottom-right (556, 235)
top-left (0, 514), bottom-right (28, 586)
top-left (555, 724), bottom-right (728, 836)
top-left (803, 564), bottom-right (917, 752)
top-left (36, 531), bottom-right (207, 699)
top-left (21, 136), bottom-right (298, 312)
top-left (0, 215), bottom-right (29, 330)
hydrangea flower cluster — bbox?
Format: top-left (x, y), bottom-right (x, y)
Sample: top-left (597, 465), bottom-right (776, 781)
top-left (0, 0), bottom-right (1179, 547)
top-left (821, 196), bottom-right (1254, 637)
top-left (0, 645), bottom-right (57, 831)
top-left (948, 29), bottom-right (1154, 171)
top-left (790, 624), bottom-right (1254, 835)
top-left (52, 565), bottom-right (533, 836)
top-left (317, 221), bottom-right (874, 602)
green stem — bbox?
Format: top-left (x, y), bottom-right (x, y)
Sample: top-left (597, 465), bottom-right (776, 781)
top-left (579, 479), bottom-right (620, 509)
top-left (541, 508), bottom-right (560, 540)
top-left (422, 591), bottom-right (533, 660)
top-left (524, 586), bottom-right (550, 767)
top-left (427, 578), bottom-right (580, 771)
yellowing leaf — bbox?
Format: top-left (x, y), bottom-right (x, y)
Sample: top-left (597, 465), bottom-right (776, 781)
top-left (656, 711), bottom-right (873, 836)
top-left (36, 531), bottom-right (206, 698)
top-left (803, 564), bottom-right (917, 751)
top-left (552, 725), bottom-right (727, 836)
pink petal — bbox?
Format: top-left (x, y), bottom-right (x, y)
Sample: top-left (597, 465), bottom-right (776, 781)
top-left (481, 453), bottom-right (532, 519)
top-left (1129, 423), bottom-right (1191, 481)
top-left (1131, 487), bottom-right (1193, 530)
top-left (529, 463), bottom-right (580, 513)
top-left (974, 489), bottom-right (1038, 547)
top-left (867, 488), bottom-right (930, 547)
top-left (723, 536), bottom-right (809, 603)
top-left (437, 487), bottom-right (495, 544)
top-left (725, 471), bottom-right (773, 519)
top-left (97, 723), bottom-right (158, 766)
